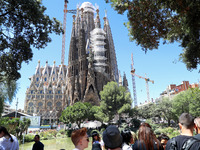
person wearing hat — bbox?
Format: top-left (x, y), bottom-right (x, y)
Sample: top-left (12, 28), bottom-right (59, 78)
top-left (92, 131), bottom-right (104, 150)
top-left (103, 125), bottom-right (123, 150)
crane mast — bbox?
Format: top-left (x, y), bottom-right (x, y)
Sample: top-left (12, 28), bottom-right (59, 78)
top-left (131, 53), bottom-right (138, 107)
top-left (131, 54), bottom-right (154, 103)
top-left (61, 0), bottom-right (76, 65)
top-left (61, 0), bottom-right (68, 65)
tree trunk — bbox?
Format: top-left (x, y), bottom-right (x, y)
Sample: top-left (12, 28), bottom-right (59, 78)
top-left (168, 119), bottom-right (170, 126)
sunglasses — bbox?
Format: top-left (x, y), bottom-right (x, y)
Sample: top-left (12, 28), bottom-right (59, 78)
top-left (87, 138), bottom-right (89, 142)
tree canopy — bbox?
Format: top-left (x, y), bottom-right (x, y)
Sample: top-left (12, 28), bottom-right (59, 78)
top-left (0, 78), bottom-right (17, 115)
top-left (97, 81), bottom-right (132, 123)
top-left (0, 0), bottom-right (63, 81)
top-left (60, 102), bottom-right (97, 128)
top-left (105, 0), bottom-right (200, 71)
top-left (172, 88), bottom-right (200, 118)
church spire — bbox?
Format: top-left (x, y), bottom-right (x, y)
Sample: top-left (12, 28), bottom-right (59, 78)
top-left (123, 72), bottom-right (129, 90)
top-left (95, 8), bottom-right (101, 28)
top-left (118, 70), bottom-right (122, 86)
top-left (103, 13), bottom-right (119, 83)
top-left (71, 15), bottom-right (76, 37)
top-left (35, 60), bottom-right (41, 76)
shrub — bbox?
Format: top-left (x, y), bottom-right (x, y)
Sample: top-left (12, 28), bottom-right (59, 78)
top-left (24, 134), bottom-right (35, 142)
top-left (66, 129), bottom-right (74, 137)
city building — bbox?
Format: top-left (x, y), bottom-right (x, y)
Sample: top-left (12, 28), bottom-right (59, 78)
top-left (138, 80), bottom-right (200, 106)
top-left (157, 80), bottom-right (200, 101)
top-left (2, 103), bottom-right (12, 116)
top-left (24, 2), bottom-right (128, 125)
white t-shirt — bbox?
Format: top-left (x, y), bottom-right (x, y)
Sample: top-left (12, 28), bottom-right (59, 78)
top-left (0, 134), bottom-right (19, 150)
top-left (122, 143), bottom-right (132, 150)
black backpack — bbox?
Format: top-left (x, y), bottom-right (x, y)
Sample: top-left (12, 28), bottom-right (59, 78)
top-left (169, 137), bottom-right (199, 150)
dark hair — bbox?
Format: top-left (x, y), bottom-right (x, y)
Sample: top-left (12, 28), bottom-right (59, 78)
top-left (138, 123), bottom-right (161, 150)
top-left (35, 134), bottom-right (40, 139)
top-left (179, 113), bottom-right (194, 129)
top-left (92, 131), bottom-right (101, 143)
top-left (121, 129), bottom-right (132, 145)
top-left (158, 134), bottom-right (170, 142)
top-left (0, 126), bottom-right (13, 142)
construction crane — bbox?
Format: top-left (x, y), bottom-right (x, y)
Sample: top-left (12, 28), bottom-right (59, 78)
top-left (131, 53), bottom-right (138, 107)
top-left (131, 53), bottom-right (154, 104)
top-left (61, 0), bottom-right (76, 65)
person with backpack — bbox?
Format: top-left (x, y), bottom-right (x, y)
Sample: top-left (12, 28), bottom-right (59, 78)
top-left (165, 113), bottom-right (200, 150)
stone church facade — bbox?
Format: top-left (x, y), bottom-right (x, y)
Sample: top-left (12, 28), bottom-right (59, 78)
top-left (24, 2), bottom-right (128, 124)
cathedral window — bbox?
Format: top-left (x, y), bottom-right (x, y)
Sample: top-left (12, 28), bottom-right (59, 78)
top-left (56, 95), bottom-right (58, 99)
top-left (47, 102), bottom-right (52, 106)
top-left (32, 95), bottom-right (35, 98)
top-left (38, 102), bottom-right (43, 107)
top-left (53, 78), bottom-right (55, 81)
top-left (58, 90), bottom-right (61, 94)
top-left (41, 95), bottom-right (44, 98)
top-left (59, 95), bottom-right (62, 99)
top-left (56, 102), bottom-right (61, 106)
top-left (49, 90), bottom-right (52, 94)
top-left (40, 90), bottom-right (43, 94)
top-left (29, 102), bottom-right (33, 107)
top-left (53, 71), bottom-right (55, 74)
top-left (47, 95), bottom-right (49, 99)
top-left (31, 90), bottom-right (34, 94)
top-left (44, 77), bottom-right (47, 81)
top-left (45, 71), bottom-right (47, 74)
top-left (36, 78), bottom-right (39, 82)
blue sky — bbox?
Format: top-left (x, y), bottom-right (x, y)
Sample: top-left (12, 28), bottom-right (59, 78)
top-left (10, 0), bottom-right (200, 109)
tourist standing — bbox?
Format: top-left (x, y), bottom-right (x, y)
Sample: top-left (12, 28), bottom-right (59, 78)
top-left (0, 126), bottom-right (19, 150)
top-left (194, 117), bottom-right (200, 140)
top-left (91, 131), bottom-right (104, 150)
top-left (158, 134), bottom-right (169, 150)
top-left (133, 123), bottom-right (163, 150)
top-left (165, 113), bottom-right (200, 150)
top-left (32, 135), bottom-right (44, 150)
top-left (121, 129), bottom-right (133, 150)
top-left (103, 125), bottom-right (123, 150)
top-left (71, 127), bottom-right (89, 150)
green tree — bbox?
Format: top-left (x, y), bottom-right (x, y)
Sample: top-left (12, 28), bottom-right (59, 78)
top-left (16, 118), bottom-right (31, 140)
top-left (98, 81), bottom-right (132, 124)
top-left (138, 103), bottom-right (155, 119)
top-left (172, 88), bottom-right (200, 119)
top-left (155, 97), bottom-right (175, 126)
top-left (105, 0), bottom-right (200, 70)
top-left (0, 0), bottom-right (62, 81)
top-left (0, 79), bottom-right (17, 116)
top-left (60, 102), bottom-right (90, 128)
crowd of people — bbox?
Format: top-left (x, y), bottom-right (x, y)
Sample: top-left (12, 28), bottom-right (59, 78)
top-left (71, 113), bottom-right (200, 150)
top-left (1, 113), bottom-right (200, 150)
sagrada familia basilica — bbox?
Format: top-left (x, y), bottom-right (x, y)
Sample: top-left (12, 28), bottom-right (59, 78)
top-left (24, 2), bottom-right (128, 124)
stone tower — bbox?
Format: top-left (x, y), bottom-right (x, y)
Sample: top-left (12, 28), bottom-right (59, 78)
top-left (67, 2), bottom-right (119, 105)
